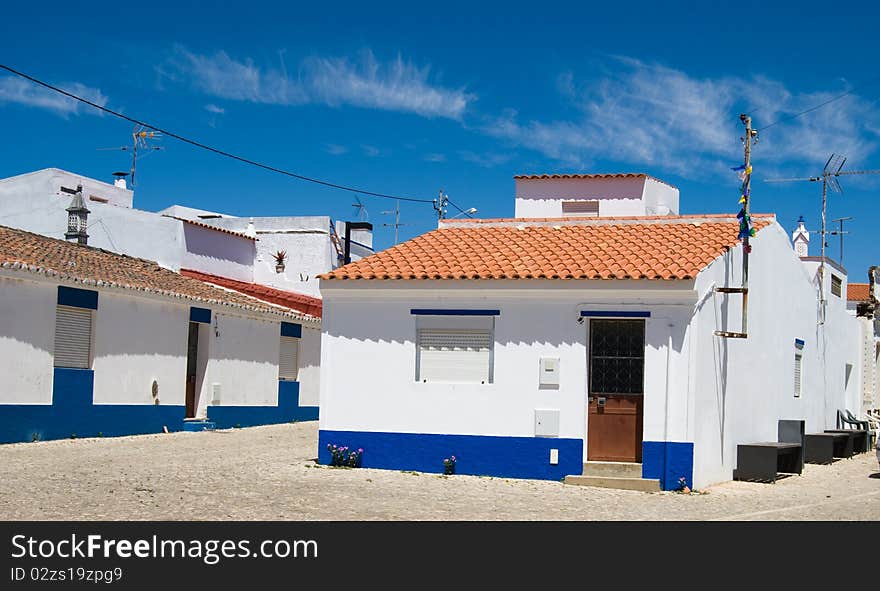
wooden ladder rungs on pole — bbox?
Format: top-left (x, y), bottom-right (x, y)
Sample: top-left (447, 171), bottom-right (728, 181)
top-left (714, 286), bottom-right (749, 338)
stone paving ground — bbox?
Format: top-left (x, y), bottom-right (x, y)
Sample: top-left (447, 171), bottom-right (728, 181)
top-left (0, 422), bottom-right (878, 520)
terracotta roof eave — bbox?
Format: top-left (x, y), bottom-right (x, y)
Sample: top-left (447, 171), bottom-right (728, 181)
top-left (0, 261), bottom-right (313, 323)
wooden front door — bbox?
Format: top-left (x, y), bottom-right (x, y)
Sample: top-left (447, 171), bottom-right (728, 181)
top-left (587, 319), bottom-right (645, 462)
top-left (185, 322), bottom-right (199, 418)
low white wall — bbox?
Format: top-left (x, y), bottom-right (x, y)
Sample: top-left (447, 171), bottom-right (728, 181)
top-left (91, 292), bottom-right (189, 406)
top-left (181, 223), bottom-right (254, 282)
top-left (0, 276), bottom-right (56, 404)
top-left (298, 325), bottom-right (322, 407)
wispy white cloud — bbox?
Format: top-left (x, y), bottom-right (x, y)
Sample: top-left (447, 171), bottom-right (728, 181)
top-left (485, 57), bottom-right (880, 177)
top-left (361, 144), bottom-right (380, 157)
top-left (166, 47), bottom-right (474, 120)
top-left (423, 153), bottom-right (446, 162)
top-left (324, 143), bottom-right (349, 155)
top-left (0, 76), bottom-right (108, 117)
top-left (458, 150), bottom-right (513, 168)
top-left (204, 103), bottom-right (225, 114)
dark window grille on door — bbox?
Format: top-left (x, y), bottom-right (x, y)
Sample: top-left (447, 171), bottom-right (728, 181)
top-left (589, 319), bottom-right (645, 394)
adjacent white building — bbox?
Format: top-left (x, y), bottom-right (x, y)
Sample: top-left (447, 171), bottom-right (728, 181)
top-left (316, 173), bottom-right (862, 490)
top-left (0, 167), bottom-right (374, 435)
top-left (0, 224), bottom-right (320, 443)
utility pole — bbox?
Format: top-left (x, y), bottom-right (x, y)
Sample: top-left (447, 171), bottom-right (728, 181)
top-left (829, 216), bottom-right (852, 264)
top-left (433, 189), bottom-right (448, 222)
top-left (713, 115), bottom-right (756, 339)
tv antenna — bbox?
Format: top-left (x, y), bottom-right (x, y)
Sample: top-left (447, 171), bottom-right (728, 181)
top-left (765, 154), bottom-right (880, 323)
top-left (829, 216), bottom-right (853, 264)
top-left (351, 195), bottom-right (369, 221)
top-left (96, 124), bottom-right (163, 188)
top-left (382, 200), bottom-right (409, 245)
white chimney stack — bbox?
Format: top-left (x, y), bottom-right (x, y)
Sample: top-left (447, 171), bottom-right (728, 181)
top-left (792, 215), bottom-right (810, 258)
top-left (112, 171), bottom-right (129, 190)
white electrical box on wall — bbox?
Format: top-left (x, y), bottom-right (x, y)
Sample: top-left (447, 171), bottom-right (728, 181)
top-left (539, 357), bottom-right (560, 387)
top-left (534, 409), bottom-right (560, 437)
top-left (211, 383), bottom-right (221, 405)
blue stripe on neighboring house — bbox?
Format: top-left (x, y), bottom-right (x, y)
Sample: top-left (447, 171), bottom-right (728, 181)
top-left (207, 380), bottom-right (318, 428)
top-left (0, 368), bottom-right (185, 444)
top-left (318, 430), bottom-right (582, 480)
top-left (189, 307), bottom-right (211, 323)
top-left (0, 373), bottom-right (320, 444)
top-left (57, 286), bottom-right (98, 310)
top-left (580, 310), bottom-right (651, 318)
top-left (410, 309), bottom-right (501, 316)
top-left (642, 441), bottom-right (694, 491)
top-left (281, 321), bottom-right (302, 338)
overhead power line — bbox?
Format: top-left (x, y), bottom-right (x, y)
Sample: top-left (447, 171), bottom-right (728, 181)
top-left (758, 73), bottom-right (880, 132)
top-left (0, 63), bottom-right (434, 204)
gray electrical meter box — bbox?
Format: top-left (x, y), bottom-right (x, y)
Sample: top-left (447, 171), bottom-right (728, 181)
top-left (539, 357), bottom-right (560, 387)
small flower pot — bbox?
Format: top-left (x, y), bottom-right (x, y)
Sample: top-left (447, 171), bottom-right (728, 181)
top-left (275, 264), bottom-right (285, 273)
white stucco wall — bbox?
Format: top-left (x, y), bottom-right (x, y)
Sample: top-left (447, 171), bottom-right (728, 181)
top-left (91, 292), bottom-right (189, 406)
top-left (195, 312), bottom-right (280, 417)
top-left (0, 169), bottom-right (133, 209)
top-left (689, 224), bottom-right (861, 488)
top-left (0, 172), bottom-right (185, 270)
top-left (641, 178), bottom-right (680, 215)
top-left (514, 176), bottom-right (648, 218)
top-left (0, 276), bottom-right (57, 404)
top-left (180, 222), bottom-right (254, 282)
top-left (319, 280), bottom-right (697, 456)
top-left (298, 325), bottom-right (322, 407)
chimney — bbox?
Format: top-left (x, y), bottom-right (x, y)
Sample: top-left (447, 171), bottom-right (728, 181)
top-left (245, 217), bottom-right (257, 238)
top-left (112, 171), bottom-right (128, 190)
top-left (792, 215), bottom-right (809, 258)
top-left (64, 184), bottom-right (90, 245)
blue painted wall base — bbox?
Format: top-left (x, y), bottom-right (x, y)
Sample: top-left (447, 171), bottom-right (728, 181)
top-left (0, 368), bottom-right (185, 444)
top-left (642, 441), bottom-right (694, 490)
top-left (318, 430), bottom-right (583, 480)
top-left (207, 380), bottom-right (318, 429)
top-left (0, 371), bottom-right (319, 444)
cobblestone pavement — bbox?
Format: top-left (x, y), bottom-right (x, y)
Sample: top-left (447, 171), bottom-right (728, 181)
top-left (1, 422), bottom-right (877, 520)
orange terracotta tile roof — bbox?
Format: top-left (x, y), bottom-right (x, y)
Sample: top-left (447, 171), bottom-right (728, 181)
top-left (320, 214), bottom-right (774, 281)
top-left (0, 224), bottom-right (312, 321)
top-left (847, 283), bottom-right (870, 302)
top-left (513, 172), bottom-right (677, 189)
top-left (181, 269), bottom-right (322, 318)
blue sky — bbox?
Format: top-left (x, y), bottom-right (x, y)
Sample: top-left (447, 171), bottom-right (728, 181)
top-left (1, 1), bottom-right (878, 280)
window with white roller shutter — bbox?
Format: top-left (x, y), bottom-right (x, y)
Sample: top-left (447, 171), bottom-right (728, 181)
top-left (279, 336), bottom-right (299, 381)
top-left (53, 305), bottom-right (93, 369)
top-left (416, 328), bottom-right (493, 384)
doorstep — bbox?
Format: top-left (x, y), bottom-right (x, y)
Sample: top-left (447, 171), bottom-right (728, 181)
top-left (563, 461), bottom-right (661, 492)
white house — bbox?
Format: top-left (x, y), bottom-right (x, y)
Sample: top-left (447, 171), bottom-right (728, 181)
top-left (316, 173), bottom-right (861, 490)
top-left (0, 224), bottom-right (320, 443)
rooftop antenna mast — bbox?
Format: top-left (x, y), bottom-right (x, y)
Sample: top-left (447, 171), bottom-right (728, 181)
top-left (766, 154), bottom-right (880, 323)
top-left (96, 124), bottom-right (163, 188)
top-left (352, 195), bottom-right (369, 221)
top-left (829, 216), bottom-right (853, 264)
top-left (382, 200), bottom-right (409, 245)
